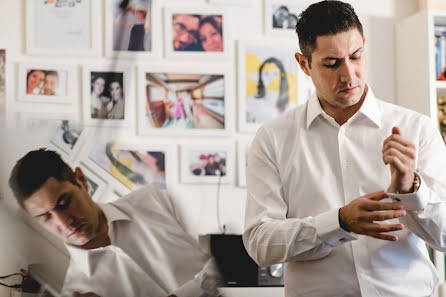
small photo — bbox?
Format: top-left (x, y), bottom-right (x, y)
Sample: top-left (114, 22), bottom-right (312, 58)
top-left (26, 69), bottom-right (67, 96)
top-left (111, 0), bottom-right (152, 52)
top-left (272, 5), bottom-right (298, 30)
top-left (88, 141), bottom-right (166, 190)
top-left (140, 71), bottom-right (225, 132)
top-left (90, 71), bottom-right (125, 120)
top-left (50, 120), bottom-right (85, 157)
top-left (188, 151), bottom-right (227, 177)
top-left (265, 0), bottom-right (307, 36)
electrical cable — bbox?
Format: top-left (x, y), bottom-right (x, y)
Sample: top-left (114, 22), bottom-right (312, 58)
top-left (0, 282), bottom-right (21, 289)
top-left (0, 273), bottom-right (21, 279)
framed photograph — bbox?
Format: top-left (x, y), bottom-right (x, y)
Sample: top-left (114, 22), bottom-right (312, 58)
top-left (264, 0), bottom-right (309, 36)
top-left (137, 64), bottom-right (231, 136)
top-left (164, 6), bottom-right (229, 59)
top-left (78, 163), bottom-right (107, 202)
top-left (18, 63), bottom-right (76, 104)
top-left (238, 39), bottom-right (308, 132)
top-left (207, 0), bottom-right (252, 6)
top-left (84, 138), bottom-right (174, 194)
top-left (82, 65), bottom-right (133, 128)
top-left (13, 112), bottom-right (78, 132)
top-left (180, 142), bottom-right (234, 185)
top-left (105, 0), bottom-right (160, 59)
top-left (50, 121), bottom-right (91, 161)
top-left (26, 0), bottom-right (99, 56)
top-left (237, 138), bottom-right (253, 187)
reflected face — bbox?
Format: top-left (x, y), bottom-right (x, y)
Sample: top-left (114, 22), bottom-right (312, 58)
top-left (303, 28), bottom-right (366, 109)
top-left (27, 70), bottom-right (45, 92)
top-left (92, 77), bottom-right (105, 95)
top-left (110, 81), bottom-right (123, 101)
top-left (199, 23), bottom-right (223, 52)
top-left (23, 172), bottom-right (101, 246)
top-left (43, 74), bottom-right (58, 95)
top-left (172, 14), bottom-right (199, 50)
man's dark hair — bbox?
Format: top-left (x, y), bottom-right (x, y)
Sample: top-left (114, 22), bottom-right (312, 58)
top-left (9, 149), bottom-right (78, 209)
top-left (296, 0), bottom-right (363, 66)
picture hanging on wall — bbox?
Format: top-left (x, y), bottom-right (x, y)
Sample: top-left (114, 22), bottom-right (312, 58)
top-left (137, 64), bottom-right (230, 136)
top-left (18, 63), bottom-right (77, 104)
top-left (264, 0), bottom-right (308, 36)
top-left (164, 6), bottom-right (229, 59)
top-left (50, 120), bottom-right (91, 162)
top-left (26, 0), bottom-right (99, 56)
top-left (237, 138), bottom-right (253, 188)
top-left (105, 0), bottom-right (160, 59)
top-left (207, 0), bottom-right (252, 6)
top-left (238, 39), bottom-right (307, 132)
top-left (85, 139), bottom-right (172, 193)
top-left (78, 163), bottom-right (108, 202)
top-left (82, 65), bottom-right (133, 128)
top-left (0, 49), bottom-right (5, 111)
top-left (180, 142), bottom-right (234, 185)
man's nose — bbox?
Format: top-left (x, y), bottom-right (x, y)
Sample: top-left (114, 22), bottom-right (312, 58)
top-left (54, 211), bottom-right (74, 234)
top-left (339, 60), bottom-right (355, 83)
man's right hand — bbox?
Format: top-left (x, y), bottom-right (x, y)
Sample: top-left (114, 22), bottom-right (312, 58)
top-left (339, 191), bottom-right (406, 241)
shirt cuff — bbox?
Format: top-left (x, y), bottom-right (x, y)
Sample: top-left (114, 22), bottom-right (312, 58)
top-left (313, 208), bottom-right (358, 247)
top-left (386, 174), bottom-right (429, 211)
top-left (171, 278), bottom-right (204, 297)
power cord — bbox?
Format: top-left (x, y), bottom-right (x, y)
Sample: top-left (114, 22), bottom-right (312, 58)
top-left (0, 271), bottom-right (24, 289)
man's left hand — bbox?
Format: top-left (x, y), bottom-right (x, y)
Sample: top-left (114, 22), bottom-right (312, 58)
top-left (382, 126), bottom-right (416, 193)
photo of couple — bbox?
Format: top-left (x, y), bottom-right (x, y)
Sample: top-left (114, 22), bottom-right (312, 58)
top-left (172, 14), bottom-right (223, 52)
top-left (26, 69), bottom-right (66, 96)
top-left (90, 71), bottom-right (125, 120)
top-left (189, 151), bottom-right (226, 177)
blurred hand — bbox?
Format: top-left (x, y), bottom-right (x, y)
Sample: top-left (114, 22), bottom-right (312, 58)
top-left (72, 292), bottom-right (101, 297)
top-left (382, 127), bottom-right (416, 193)
top-left (339, 191), bottom-right (406, 241)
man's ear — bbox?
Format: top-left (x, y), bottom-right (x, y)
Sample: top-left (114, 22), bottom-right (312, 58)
top-left (74, 167), bottom-right (88, 192)
top-left (295, 52), bottom-right (311, 76)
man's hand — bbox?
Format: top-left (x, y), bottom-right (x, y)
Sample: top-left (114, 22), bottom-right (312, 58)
top-left (382, 127), bottom-right (416, 193)
top-left (339, 191), bottom-right (406, 241)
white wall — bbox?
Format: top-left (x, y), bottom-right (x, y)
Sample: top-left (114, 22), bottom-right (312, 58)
top-left (0, 0), bottom-right (419, 296)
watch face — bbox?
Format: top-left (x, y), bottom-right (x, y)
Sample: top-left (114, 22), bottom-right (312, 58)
top-left (268, 263), bottom-right (284, 278)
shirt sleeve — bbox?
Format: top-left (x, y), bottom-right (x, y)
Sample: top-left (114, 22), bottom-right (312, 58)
top-left (397, 116), bottom-right (446, 252)
top-left (243, 127), bottom-right (357, 267)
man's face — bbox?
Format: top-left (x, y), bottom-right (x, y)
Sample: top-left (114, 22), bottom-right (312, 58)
top-left (298, 28), bottom-right (366, 110)
top-left (172, 14), bottom-right (199, 50)
top-left (43, 74), bottom-right (58, 95)
top-left (23, 170), bottom-right (100, 247)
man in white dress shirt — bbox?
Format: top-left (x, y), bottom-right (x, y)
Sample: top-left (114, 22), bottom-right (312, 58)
top-left (243, 1), bottom-right (446, 296)
top-left (9, 149), bottom-right (221, 297)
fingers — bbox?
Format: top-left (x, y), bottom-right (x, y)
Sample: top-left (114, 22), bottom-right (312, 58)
top-left (392, 126), bottom-right (401, 135)
top-left (364, 190), bottom-right (388, 201)
top-left (362, 209), bottom-right (406, 221)
top-left (382, 140), bottom-right (416, 160)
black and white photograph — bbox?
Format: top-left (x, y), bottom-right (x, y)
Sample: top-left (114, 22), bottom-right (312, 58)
top-left (264, 0), bottom-right (307, 36)
top-left (50, 120), bottom-right (86, 159)
top-left (90, 71), bottom-right (125, 120)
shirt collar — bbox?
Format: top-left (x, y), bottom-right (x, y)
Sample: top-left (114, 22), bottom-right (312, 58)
top-left (65, 203), bottom-right (131, 277)
top-left (305, 85), bottom-right (382, 128)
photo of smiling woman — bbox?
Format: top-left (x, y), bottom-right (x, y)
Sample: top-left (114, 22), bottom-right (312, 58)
top-left (90, 71), bottom-right (124, 120)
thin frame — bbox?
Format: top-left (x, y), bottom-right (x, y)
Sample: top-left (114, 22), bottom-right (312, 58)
top-left (137, 63), bottom-right (232, 136)
top-left (81, 136), bottom-right (176, 195)
top-left (78, 162), bottom-right (108, 202)
top-left (105, 0), bottom-right (160, 59)
top-left (82, 64), bottom-right (134, 129)
top-left (26, 0), bottom-right (99, 56)
top-left (49, 122), bottom-right (92, 162)
top-left (208, 0), bottom-right (252, 6)
top-left (237, 137), bottom-right (253, 188)
top-left (264, 0), bottom-right (308, 37)
top-left (18, 63), bottom-right (77, 104)
top-left (180, 142), bottom-right (234, 185)
top-left (237, 39), bottom-right (306, 132)
top-left (163, 6), bottom-right (230, 60)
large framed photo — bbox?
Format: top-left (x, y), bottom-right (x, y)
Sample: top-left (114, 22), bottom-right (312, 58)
top-left (26, 0), bottom-right (99, 56)
top-left (180, 142), bottom-right (234, 185)
top-left (105, 0), bottom-right (160, 59)
top-left (238, 39), bottom-right (306, 132)
top-left (137, 64), bottom-right (230, 136)
top-left (264, 0), bottom-right (308, 36)
top-left (18, 63), bottom-right (76, 104)
top-left (84, 138), bottom-right (174, 194)
top-left (82, 65), bottom-right (133, 128)
top-left (164, 6), bottom-right (229, 59)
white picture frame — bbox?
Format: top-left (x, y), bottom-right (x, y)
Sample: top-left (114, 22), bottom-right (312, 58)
top-left (105, 0), bottom-right (160, 60)
top-left (18, 63), bottom-right (77, 104)
top-left (180, 142), bottom-right (234, 185)
top-left (81, 136), bottom-right (176, 195)
top-left (137, 63), bottom-right (232, 136)
top-left (78, 162), bottom-right (108, 202)
top-left (264, 0), bottom-right (309, 37)
top-left (49, 121), bottom-right (92, 162)
top-left (237, 39), bottom-right (309, 132)
top-left (163, 6), bottom-right (230, 60)
top-left (207, 0), bottom-right (252, 6)
top-left (237, 137), bottom-right (253, 188)
top-left (82, 64), bottom-right (134, 129)
top-left (26, 0), bottom-right (99, 56)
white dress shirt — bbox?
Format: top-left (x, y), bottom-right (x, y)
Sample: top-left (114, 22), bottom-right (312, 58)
top-left (62, 185), bottom-right (213, 297)
top-left (243, 88), bottom-right (446, 297)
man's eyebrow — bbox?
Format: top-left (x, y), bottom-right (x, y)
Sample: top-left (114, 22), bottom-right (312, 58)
top-left (322, 47), bottom-right (363, 61)
top-left (33, 193), bottom-right (69, 218)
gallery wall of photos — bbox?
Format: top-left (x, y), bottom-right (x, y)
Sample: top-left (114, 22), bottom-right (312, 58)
top-left (4, 0), bottom-right (315, 230)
